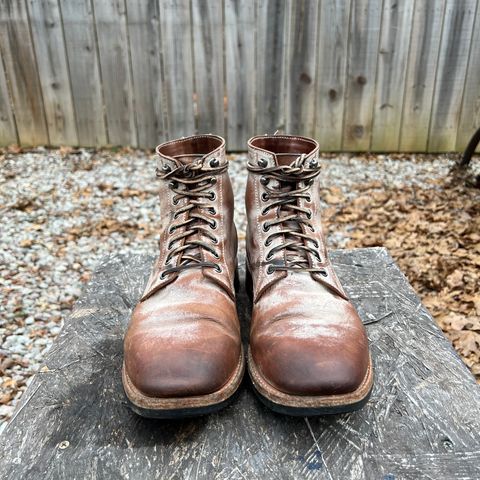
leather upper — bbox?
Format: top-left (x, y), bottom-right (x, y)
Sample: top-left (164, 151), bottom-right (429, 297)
top-left (124, 135), bottom-right (241, 398)
top-left (246, 135), bottom-right (370, 396)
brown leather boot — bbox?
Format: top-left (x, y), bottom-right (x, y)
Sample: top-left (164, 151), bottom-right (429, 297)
top-left (123, 135), bottom-right (244, 418)
top-left (245, 135), bottom-right (373, 415)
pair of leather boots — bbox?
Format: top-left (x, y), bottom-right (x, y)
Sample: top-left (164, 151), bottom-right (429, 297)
top-left (122, 134), bottom-right (373, 417)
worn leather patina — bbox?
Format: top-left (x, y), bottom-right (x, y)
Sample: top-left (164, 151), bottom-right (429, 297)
top-left (245, 135), bottom-right (372, 408)
top-left (123, 135), bottom-right (243, 414)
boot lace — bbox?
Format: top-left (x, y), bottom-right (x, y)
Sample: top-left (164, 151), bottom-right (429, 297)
top-left (247, 154), bottom-right (327, 276)
top-left (157, 156), bottom-right (227, 279)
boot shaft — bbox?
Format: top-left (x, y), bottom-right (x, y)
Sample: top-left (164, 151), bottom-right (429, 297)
top-left (245, 134), bottom-right (346, 301)
top-left (142, 134), bottom-right (238, 300)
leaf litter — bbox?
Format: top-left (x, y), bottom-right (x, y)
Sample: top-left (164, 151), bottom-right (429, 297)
top-left (320, 155), bottom-right (480, 383)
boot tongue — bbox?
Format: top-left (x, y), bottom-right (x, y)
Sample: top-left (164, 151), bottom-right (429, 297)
top-left (275, 154), bottom-right (312, 267)
top-left (276, 153), bottom-right (302, 166)
top-left (172, 154), bottom-right (206, 166)
top-left (174, 156), bottom-right (212, 270)
top-left (275, 152), bottom-right (317, 169)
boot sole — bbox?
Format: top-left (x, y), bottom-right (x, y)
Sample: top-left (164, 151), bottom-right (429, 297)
top-left (122, 348), bottom-right (245, 419)
top-left (248, 349), bottom-right (373, 416)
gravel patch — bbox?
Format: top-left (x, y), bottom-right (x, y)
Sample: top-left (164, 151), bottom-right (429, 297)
top-left (0, 147), bottom-right (475, 429)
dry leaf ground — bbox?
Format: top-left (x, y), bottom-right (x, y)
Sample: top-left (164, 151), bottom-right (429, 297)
top-left (319, 156), bottom-right (480, 382)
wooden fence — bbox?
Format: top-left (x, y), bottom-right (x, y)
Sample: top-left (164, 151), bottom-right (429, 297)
top-left (0, 0), bottom-right (479, 152)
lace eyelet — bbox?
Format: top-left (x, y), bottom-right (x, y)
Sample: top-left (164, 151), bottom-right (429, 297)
top-left (160, 267), bottom-right (172, 280)
top-left (167, 241), bottom-right (173, 250)
top-left (319, 270), bottom-right (328, 277)
top-left (264, 238), bottom-right (272, 246)
top-left (266, 265), bottom-right (274, 275)
top-left (168, 180), bottom-right (178, 189)
top-left (208, 192), bottom-right (216, 201)
top-left (258, 158), bottom-right (268, 168)
top-left (214, 265), bottom-right (222, 273)
top-left (209, 158), bottom-right (220, 168)
top-left (306, 210), bottom-right (313, 219)
top-left (261, 207), bottom-right (269, 216)
top-left (172, 197), bottom-right (179, 205)
top-left (209, 207), bottom-right (217, 215)
top-left (266, 251), bottom-right (273, 260)
top-left (210, 220), bottom-right (218, 230)
top-left (262, 223), bottom-right (270, 232)
top-left (309, 158), bottom-right (318, 168)
top-left (306, 194), bottom-right (312, 202)
top-left (168, 225), bottom-right (176, 233)
top-left (162, 164), bottom-right (172, 173)
top-left (212, 237), bottom-right (219, 245)
top-left (210, 177), bottom-right (217, 185)
top-left (212, 251), bottom-right (220, 259)
top-left (260, 176), bottom-right (269, 186)
top-left (261, 192), bottom-right (269, 202)
top-left (313, 240), bottom-right (319, 248)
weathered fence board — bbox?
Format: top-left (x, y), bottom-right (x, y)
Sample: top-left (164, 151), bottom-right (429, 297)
top-left (27, 0), bottom-right (78, 146)
top-left (428, 0), bottom-right (477, 152)
top-left (255, 0), bottom-right (287, 135)
top-left (456, 1), bottom-right (480, 153)
top-left (192, 0), bottom-right (224, 136)
top-left (224, 0), bottom-right (256, 150)
top-left (126, 0), bottom-right (166, 148)
top-left (399, 0), bottom-right (446, 152)
top-left (61, 0), bottom-right (107, 147)
top-left (93, 0), bottom-right (137, 146)
top-left (0, 53), bottom-right (17, 145)
top-left (0, 248), bottom-right (479, 479)
top-left (314, 0), bottom-right (351, 151)
top-left (371, 0), bottom-right (414, 152)
top-left (1, 0), bottom-right (480, 151)
top-left (0, 0), bottom-right (48, 145)
top-left (342, 0), bottom-right (382, 151)
top-left (160, 0), bottom-right (195, 140)
top-left (285, 0), bottom-right (318, 137)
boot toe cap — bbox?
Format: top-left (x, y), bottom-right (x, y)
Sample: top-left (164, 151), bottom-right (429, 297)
top-left (256, 347), bottom-right (367, 396)
top-left (125, 322), bottom-right (241, 398)
top-left (252, 328), bottom-right (369, 396)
